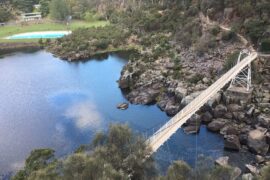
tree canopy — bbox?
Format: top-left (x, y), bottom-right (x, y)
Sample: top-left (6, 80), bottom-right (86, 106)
top-left (49, 0), bottom-right (69, 21)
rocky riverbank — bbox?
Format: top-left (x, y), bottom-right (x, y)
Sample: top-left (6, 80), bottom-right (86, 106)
top-left (118, 22), bottom-right (270, 174)
top-left (119, 44), bottom-right (270, 174)
top-left (0, 42), bottom-right (42, 56)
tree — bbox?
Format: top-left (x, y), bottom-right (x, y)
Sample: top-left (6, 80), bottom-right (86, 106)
top-left (165, 161), bottom-right (193, 180)
top-left (12, 0), bottom-right (38, 13)
top-left (0, 7), bottom-right (11, 22)
top-left (13, 124), bottom-right (157, 180)
top-left (50, 0), bottom-right (69, 21)
top-left (40, 0), bottom-right (50, 17)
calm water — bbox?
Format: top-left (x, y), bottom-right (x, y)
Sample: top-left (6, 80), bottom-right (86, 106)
top-left (0, 51), bottom-right (226, 175)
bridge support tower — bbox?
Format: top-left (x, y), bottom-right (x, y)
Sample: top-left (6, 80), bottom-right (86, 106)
top-left (226, 50), bottom-right (253, 104)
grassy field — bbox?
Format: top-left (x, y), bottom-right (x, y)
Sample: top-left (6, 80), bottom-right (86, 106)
top-left (0, 20), bottom-right (109, 42)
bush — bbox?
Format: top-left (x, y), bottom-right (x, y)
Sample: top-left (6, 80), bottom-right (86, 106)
top-left (84, 12), bottom-right (99, 22)
top-left (260, 165), bottom-right (270, 180)
top-left (0, 7), bottom-right (11, 22)
top-left (260, 38), bottom-right (270, 53)
top-left (211, 26), bottom-right (221, 36)
top-left (244, 19), bottom-right (266, 44)
top-left (188, 74), bottom-right (203, 84)
top-left (221, 31), bottom-right (236, 41)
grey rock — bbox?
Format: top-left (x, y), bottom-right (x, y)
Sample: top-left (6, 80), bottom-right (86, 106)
top-left (117, 103), bottom-right (129, 110)
top-left (207, 118), bottom-right (228, 132)
top-left (258, 114), bottom-right (270, 128)
top-left (215, 156), bottom-right (229, 167)
top-left (255, 155), bottom-right (265, 164)
top-left (175, 86), bottom-right (188, 99)
top-left (184, 114), bottom-right (201, 134)
top-left (246, 106), bottom-right (255, 117)
top-left (247, 128), bottom-right (269, 155)
top-left (224, 135), bottom-right (241, 151)
top-left (202, 77), bottom-right (210, 84)
top-left (207, 93), bottom-right (222, 108)
top-left (165, 101), bottom-right (180, 116)
top-left (181, 95), bottom-right (194, 107)
top-left (214, 104), bottom-right (227, 118)
top-left (183, 126), bottom-right (200, 134)
top-left (201, 111), bottom-right (213, 124)
top-left (245, 164), bottom-right (259, 175)
top-left (227, 104), bottom-right (244, 112)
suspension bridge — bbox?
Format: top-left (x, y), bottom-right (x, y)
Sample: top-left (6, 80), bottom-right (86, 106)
top-left (146, 50), bottom-right (259, 154)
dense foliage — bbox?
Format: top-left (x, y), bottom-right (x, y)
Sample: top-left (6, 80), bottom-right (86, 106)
top-left (49, 0), bottom-right (69, 21)
top-left (13, 124), bottom-right (270, 180)
top-left (49, 25), bottom-right (130, 59)
top-left (13, 124), bottom-right (156, 180)
top-left (12, 0), bottom-right (39, 13)
top-left (200, 0), bottom-right (270, 49)
top-left (0, 7), bottom-right (12, 22)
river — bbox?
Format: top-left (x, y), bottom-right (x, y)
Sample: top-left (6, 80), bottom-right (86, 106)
top-left (0, 51), bottom-right (235, 175)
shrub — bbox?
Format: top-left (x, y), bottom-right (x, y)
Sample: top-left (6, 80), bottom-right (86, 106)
top-left (211, 26), bottom-right (221, 36)
top-left (221, 31), bottom-right (236, 41)
top-left (188, 74), bottom-right (203, 84)
top-left (260, 165), bottom-right (270, 180)
top-left (260, 38), bottom-right (270, 53)
top-left (84, 12), bottom-right (99, 22)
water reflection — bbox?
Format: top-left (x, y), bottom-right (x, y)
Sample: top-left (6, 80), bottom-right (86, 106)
top-left (64, 101), bottom-right (103, 130)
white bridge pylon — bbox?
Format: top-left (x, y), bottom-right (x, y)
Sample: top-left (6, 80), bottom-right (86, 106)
top-left (147, 51), bottom-right (258, 154)
top-left (230, 50), bottom-right (252, 91)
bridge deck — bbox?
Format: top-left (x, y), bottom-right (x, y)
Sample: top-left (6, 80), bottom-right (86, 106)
top-left (147, 52), bottom-right (258, 153)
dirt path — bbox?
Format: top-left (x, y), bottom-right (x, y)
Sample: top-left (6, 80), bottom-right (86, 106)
top-left (199, 12), bottom-right (254, 52)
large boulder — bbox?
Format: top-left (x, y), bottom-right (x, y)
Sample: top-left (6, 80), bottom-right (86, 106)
top-left (214, 104), bottom-right (227, 118)
top-left (207, 118), bottom-right (228, 132)
top-left (247, 128), bottom-right (269, 155)
top-left (175, 85), bottom-right (188, 99)
top-left (164, 101), bottom-right (181, 116)
top-left (258, 114), bottom-right (270, 128)
top-left (215, 156), bottom-right (229, 167)
top-left (245, 164), bottom-right (259, 175)
top-left (224, 135), bottom-right (241, 151)
top-left (201, 111), bottom-right (213, 124)
top-left (180, 91), bottom-right (201, 107)
top-left (227, 104), bottom-right (244, 112)
top-left (207, 93), bottom-right (222, 108)
top-left (220, 125), bottom-right (240, 136)
top-left (184, 114), bottom-right (201, 134)
top-left (119, 70), bottom-right (133, 89)
top-left (130, 88), bottom-right (159, 105)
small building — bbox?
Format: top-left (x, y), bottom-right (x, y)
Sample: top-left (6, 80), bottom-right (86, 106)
top-left (21, 12), bottom-right (42, 21)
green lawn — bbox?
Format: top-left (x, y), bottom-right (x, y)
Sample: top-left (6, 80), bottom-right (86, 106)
top-left (0, 20), bottom-right (109, 42)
